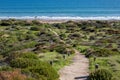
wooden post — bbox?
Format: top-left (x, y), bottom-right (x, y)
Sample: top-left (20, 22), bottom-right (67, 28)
top-left (63, 55), bottom-right (66, 59)
top-left (49, 61), bottom-right (53, 65)
top-left (95, 64), bottom-right (99, 70)
top-left (67, 52), bottom-right (70, 56)
top-left (94, 56), bottom-right (96, 62)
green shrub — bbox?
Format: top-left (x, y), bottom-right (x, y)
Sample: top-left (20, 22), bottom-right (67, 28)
top-left (7, 52), bottom-right (38, 62)
top-left (0, 66), bottom-right (13, 71)
top-left (88, 69), bottom-right (113, 80)
top-left (32, 20), bottom-right (42, 25)
top-left (0, 20), bottom-right (12, 26)
top-left (26, 64), bottom-right (59, 80)
top-left (23, 72), bottom-right (47, 80)
top-left (91, 48), bottom-right (119, 57)
top-left (22, 62), bottom-right (59, 80)
top-left (53, 23), bottom-right (66, 29)
top-left (24, 41), bottom-right (37, 48)
top-left (112, 76), bottom-right (120, 80)
top-left (10, 58), bottom-right (40, 68)
top-left (9, 52), bottom-right (59, 80)
top-left (25, 34), bottom-right (37, 40)
top-left (30, 26), bottom-right (41, 31)
top-left (86, 48), bottom-right (119, 57)
top-left (55, 45), bottom-right (67, 54)
top-left (19, 52), bottom-right (38, 59)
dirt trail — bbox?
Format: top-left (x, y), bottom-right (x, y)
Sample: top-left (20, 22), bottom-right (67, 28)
top-left (48, 28), bottom-right (89, 80)
top-left (59, 50), bottom-right (89, 80)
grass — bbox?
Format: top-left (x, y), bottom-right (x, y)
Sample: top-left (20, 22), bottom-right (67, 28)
top-left (39, 51), bottom-right (75, 71)
top-left (89, 55), bottom-right (120, 79)
top-left (53, 54), bottom-right (74, 70)
top-left (89, 57), bottom-right (111, 71)
top-left (76, 45), bottom-right (90, 54)
top-left (0, 20), bottom-right (120, 80)
top-left (108, 56), bottom-right (120, 71)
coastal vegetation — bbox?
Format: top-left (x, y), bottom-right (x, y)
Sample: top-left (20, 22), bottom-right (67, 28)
top-left (0, 19), bottom-right (120, 80)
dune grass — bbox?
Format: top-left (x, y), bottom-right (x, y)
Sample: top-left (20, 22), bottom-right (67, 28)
top-left (89, 55), bottom-right (120, 79)
top-left (39, 51), bottom-right (75, 70)
top-left (76, 45), bottom-right (90, 54)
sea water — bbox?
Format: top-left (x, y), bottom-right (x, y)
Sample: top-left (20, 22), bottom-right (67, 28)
top-left (0, 0), bottom-right (120, 20)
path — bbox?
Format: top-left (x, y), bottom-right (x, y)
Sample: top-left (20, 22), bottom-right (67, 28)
top-left (48, 28), bottom-right (89, 80)
top-left (59, 50), bottom-right (89, 80)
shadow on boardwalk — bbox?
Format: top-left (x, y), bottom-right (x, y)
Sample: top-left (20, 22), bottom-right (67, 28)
top-left (74, 75), bottom-right (89, 80)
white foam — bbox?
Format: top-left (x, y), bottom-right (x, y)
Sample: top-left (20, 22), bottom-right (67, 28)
top-left (0, 16), bottom-right (120, 20)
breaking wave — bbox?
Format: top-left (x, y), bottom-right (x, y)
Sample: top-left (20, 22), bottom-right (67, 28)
top-left (0, 16), bottom-right (120, 20)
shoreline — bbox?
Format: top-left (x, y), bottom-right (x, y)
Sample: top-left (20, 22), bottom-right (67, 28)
top-left (1, 16), bottom-right (120, 20)
top-left (31, 19), bottom-right (120, 24)
top-left (1, 16), bottom-right (120, 23)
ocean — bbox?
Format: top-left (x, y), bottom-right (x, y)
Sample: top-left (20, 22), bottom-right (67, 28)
top-left (0, 0), bottom-right (120, 20)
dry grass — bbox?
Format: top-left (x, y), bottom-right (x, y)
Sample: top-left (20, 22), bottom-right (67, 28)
top-left (0, 69), bottom-right (27, 80)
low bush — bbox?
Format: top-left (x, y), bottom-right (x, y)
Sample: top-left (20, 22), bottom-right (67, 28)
top-left (0, 20), bottom-right (12, 26)
top-left (30, 26), bottom-right (42, 31)
top-left (9, 52), bottom-right (59, 80)
top-left (10, 58), bottom-right (40, 68)
top-left (93, 48), bottom-right (119, 57)
top-left (54, 44), bottom-right (75, 54)
top-left (0, 69), bottom-right (27, 80)
top-left (88, 69), bottom-right (113, 80)
top-left (19, 52), bottom-right (38, 59)
top-left (52, 23), bottom-right (66, 29)
top-left (32, 20), bottom-right (42, 25)
top-left (7, 52), bottom-right (38, 62)
top-left (22, 62), bottom-right (59, 80)
top-left (86, 48), bottom-right (119, 57)
top-left (0, 66), bottom-right (13, 71)
top-left (55, 45), bottom-right (67, 54)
